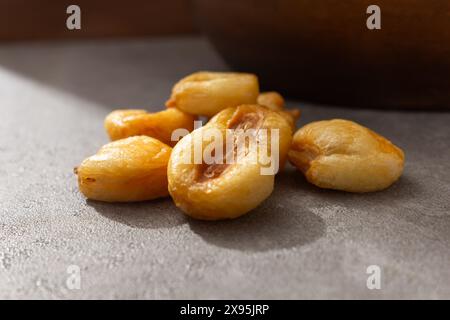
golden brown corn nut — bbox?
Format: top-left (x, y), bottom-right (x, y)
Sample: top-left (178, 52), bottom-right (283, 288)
top-left (166, 71), bottom-right (259, 117)
top-left (167, 104), bottom-right (293, 220)
top-left (76, 136), bottom-right (171, 202)
top-left (104, 108), bottom-right (196, 147)
top-left (288, 119), bottom-right (405, 193)
top-left (258, 91), bottom-right (285, 111)
top-left (257, 91), bottom-right (300, 130)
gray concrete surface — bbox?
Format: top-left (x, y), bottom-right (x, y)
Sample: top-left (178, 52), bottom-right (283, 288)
top-left (0, 37), bottom-right (449, 299)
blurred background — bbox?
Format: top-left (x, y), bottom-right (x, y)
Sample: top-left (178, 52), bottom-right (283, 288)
top-left (0, 0), bottom-right (196, 40)
top-left (2, 0), bottom-right (449, 108)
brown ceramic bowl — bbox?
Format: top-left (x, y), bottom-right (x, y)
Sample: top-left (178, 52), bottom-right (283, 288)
top-left (193, 0), bottom-right (450, 108)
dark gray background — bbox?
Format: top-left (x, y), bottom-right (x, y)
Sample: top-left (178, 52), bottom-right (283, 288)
top-left (0, 37), bottom-right (449, 299)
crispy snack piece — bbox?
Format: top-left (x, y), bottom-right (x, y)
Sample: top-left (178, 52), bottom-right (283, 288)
top-left (166, 71), bottom-right (259, 117)
top-left (257, 91), bottom-right (301, 130)
top-left (167, 104), bottom-right (293, 220)
top-left (257, 91), bottom-right (285, 111)
top-left (288, 119), bottom-right (405, 192)
top-left (75, 136), bottom-right (171, 202)
top-left (104, 108), bottom-right (196, 147)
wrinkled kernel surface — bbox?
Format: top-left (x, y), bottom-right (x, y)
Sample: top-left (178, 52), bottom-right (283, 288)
top-left (104, 108), bottom-right (196, 147)
top-left (257, 91), bottom-right (285, 111)
top-left (76, 136), bottom-right (171, 202)
top-left (288, 119), bottom-right (405, 193)
top-left (167, 104), bottom-right (293, 220)
top-left (165, 71), bottom-right (259, 117)
top-left (257, 92), bottom-right (300, 130)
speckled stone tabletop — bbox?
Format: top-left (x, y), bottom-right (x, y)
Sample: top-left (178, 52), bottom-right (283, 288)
top-left (0, 37), bottom-right (449, 299)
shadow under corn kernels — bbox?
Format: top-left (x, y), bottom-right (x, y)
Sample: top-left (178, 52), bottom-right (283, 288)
top-left (188, 200), bottom-right (325, 252)
top-left (87, 197), bottom-right (187, 229)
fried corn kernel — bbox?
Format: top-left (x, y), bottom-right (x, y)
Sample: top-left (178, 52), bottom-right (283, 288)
top-left (104, 108), bottom-right (196, 147)
top-left (257, 92), bottom-right (301, 130)
top-left (258, 91), bottom-right (285, 111)
top-left (167, 104), bottom-right (293, 220)
top-left (75, 136), bottom-right (171, 202)
top-left (165, 71), bottom-right (259, 117)
top-left (288, 119), bottom-right (405, 193)
top-left (277, 109), bottom-right (301, 132)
